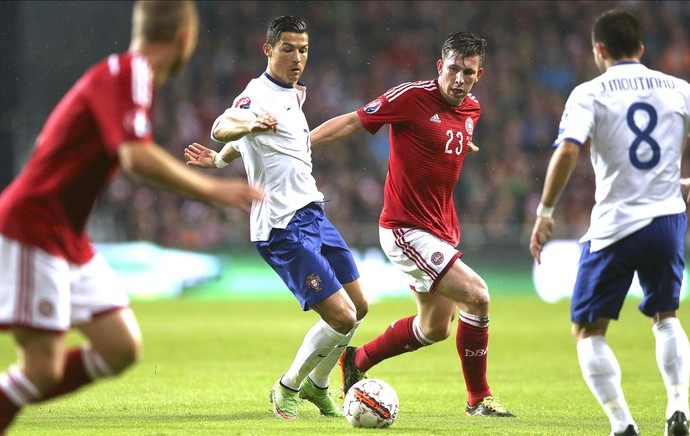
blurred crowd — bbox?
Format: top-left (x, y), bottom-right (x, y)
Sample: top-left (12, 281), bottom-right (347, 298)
top-left (93, 0), bottom-right (690, 250)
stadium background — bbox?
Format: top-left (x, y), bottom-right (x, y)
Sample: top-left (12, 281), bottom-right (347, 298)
top-left (1, 1), bottom-right (689, 302)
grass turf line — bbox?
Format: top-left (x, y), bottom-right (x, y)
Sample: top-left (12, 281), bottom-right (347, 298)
top-left (0, 296), bottom-right (681, 435)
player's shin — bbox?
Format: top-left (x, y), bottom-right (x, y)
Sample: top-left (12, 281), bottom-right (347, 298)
top-left (456, 311), bottom-right (491, 405)
top-left (309, 317), bottom-right (364, 388)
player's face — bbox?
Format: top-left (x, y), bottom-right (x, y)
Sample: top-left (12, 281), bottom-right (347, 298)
top-left (436, 52), bottom-right (483, 106)
top-left (264, 32), bottom-right (309, 86)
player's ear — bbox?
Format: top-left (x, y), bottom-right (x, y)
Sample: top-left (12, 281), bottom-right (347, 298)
top-left (475, 67), bottom-right (484, 82)
top-left (263, 43), bottom-right (272, 58)
top-left (594, 42), bottom-right (608, 59)
top-left (437, 59), bottom-right (443, 76)
top-left (638, 43), bottom-right (645, 59)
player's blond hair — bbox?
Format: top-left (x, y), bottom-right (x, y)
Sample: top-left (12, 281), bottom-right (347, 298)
top-left (131, 0), bottom-right (198, 43)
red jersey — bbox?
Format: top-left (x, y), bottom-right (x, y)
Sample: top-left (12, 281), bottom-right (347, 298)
top-left (357, 79), bottom-right (481, 246)
top-left (0, 53), bottom-right (154, 264)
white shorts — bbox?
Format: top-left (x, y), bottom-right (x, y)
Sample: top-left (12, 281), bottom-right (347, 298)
top-left (379, 227), bottom-right (462, 293)
top-left (0, 235), bottom-right (129, 332)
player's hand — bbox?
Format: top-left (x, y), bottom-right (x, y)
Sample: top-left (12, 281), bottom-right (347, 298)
top-left (185, 142), bottom-right (217, 169)
top-left (210, 179), bottom-right (263, 213)
top-left (467, 141), bottom-right (479, 153)
top-left (529, 216), bottom-right (554, 264)
top-left (248, 113), bottom-right (278, 133)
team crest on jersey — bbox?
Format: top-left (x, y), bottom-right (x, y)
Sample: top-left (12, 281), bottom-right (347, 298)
top-left (465, 117), bottom-right (474, 135)
top-left (430, 252), bottom-right (445, 266)
top-left (363, 98), bottom-right (383, 114)
top-left (307, 274), bottom-right (322, 292)
top-left (235, 96), bottom-right (251, 109)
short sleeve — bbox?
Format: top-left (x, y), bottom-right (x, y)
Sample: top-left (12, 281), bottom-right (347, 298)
top-left (357, 87), bottom-right (413, 135)
top-left (553, 83), bottom-right (595, 148)
top-left (89, 55), bottom-right (154, 154)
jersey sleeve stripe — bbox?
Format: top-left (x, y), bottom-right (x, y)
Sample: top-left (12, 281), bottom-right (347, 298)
top-left (131, 56), bottom-right (153, 108)
top-left (385, 81), bottom-right (437, 102)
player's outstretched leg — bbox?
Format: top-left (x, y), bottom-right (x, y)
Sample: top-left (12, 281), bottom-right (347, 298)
top-left (270, 378), bottom-right (300, 421)
top-left (666, 411), bottom-right (689, 436)
top-left (465, 396), bottom-right (515, 417)
top-left (338, 346), bottom-right (367, 395)
top-left (298, 376), bottom-right (342, 417)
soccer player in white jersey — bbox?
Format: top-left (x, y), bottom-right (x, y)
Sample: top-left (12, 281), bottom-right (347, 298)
top-left (309, 32), bottom-right (513, 418)
top-left (530, 8), bottom-right (690, 436)
top-left (184, 16), bottom-right (368, 420)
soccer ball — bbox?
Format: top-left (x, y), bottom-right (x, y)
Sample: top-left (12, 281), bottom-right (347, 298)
top-left (343, 378), bottom-right (399, 428)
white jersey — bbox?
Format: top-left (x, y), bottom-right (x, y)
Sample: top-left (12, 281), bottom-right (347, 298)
top-left (555, 62), bottom-right (690, 251)
top-left (212, 73), bottom-right (323, 242)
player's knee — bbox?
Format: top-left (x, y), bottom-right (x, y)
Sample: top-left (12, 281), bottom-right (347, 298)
top-left (424, 324), bottom-right (452, 342)
top-left (328, 311), bottom-right (358, 335)
top-left (356, 300), bottom-right (369, 321)
top-left (107, 337), bottom-right (143, 375)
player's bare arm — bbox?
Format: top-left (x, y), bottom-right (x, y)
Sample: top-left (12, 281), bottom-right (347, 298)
top-left (212, 113), bottom-right (278, 142)
top-left (529, 140), bottom-right (580, 263)
top-left (119, 141), bottom-right (261, 211)
top-left (310, 111), bottom-right (364, 146)
top-left (184, 142), bottom-right (240, 169)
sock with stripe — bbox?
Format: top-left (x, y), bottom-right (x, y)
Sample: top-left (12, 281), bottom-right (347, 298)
top-left (356, 315), bottom-right (434, 373)
top-left (456, 311), bottom-right (491, 406)
top-left (0, 365), bottom-right (42, 432)
top-left (39, 346), bottom-right (114, 402)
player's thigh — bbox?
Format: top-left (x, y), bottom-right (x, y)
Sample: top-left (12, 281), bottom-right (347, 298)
top-left (341, 279), bottom-right (368, 320)
top-left (434, 259), bottom-right (490, 313)
top-left (413, 291), bottom-right (456, 340)
top-left (77, 307), bottom-right (141, 373)
top-left (72, 252), bottom-right (140, 370)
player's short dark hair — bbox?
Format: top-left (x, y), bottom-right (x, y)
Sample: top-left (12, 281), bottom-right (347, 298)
top-left (267, 16), bottom-right (308, 46)
top-left (441, 32), bottom-right (487, 66)
top-left (592, 8), bottom-right (641, 59)
top-left (132, 0), bottom-right (197, 43)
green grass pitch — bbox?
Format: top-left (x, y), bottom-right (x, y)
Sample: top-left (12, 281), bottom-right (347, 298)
top-left (0, 296), bottom-right (682, 435)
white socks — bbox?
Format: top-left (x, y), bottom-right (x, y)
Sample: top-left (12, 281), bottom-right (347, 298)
top-left (577, 336), bottom-right (635, 434)
top-left (653, 317), bottom-right (690, 419)
top-left (308, 318), bottom-right (364, 388)
top-left (280, 319), bottom-right (345, 391)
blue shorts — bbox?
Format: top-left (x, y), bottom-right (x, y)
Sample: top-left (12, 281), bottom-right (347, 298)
top-left (254, 202), bottom-right (360, 311)
top-left (571, 213), bottom-right (686, 324)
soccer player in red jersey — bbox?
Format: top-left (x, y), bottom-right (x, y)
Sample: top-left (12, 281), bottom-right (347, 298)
top-left (0, 1), bottom-right (261, 432)
top-left (310, 31), bottom-right (514, 417)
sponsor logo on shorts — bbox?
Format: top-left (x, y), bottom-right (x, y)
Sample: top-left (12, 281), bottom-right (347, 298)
top-left (430, 251), bottom-right (444, 265)
top-left (306, 274), bottom-right (322, 292)
top-left (38, 299), bottom-right (54, 317)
